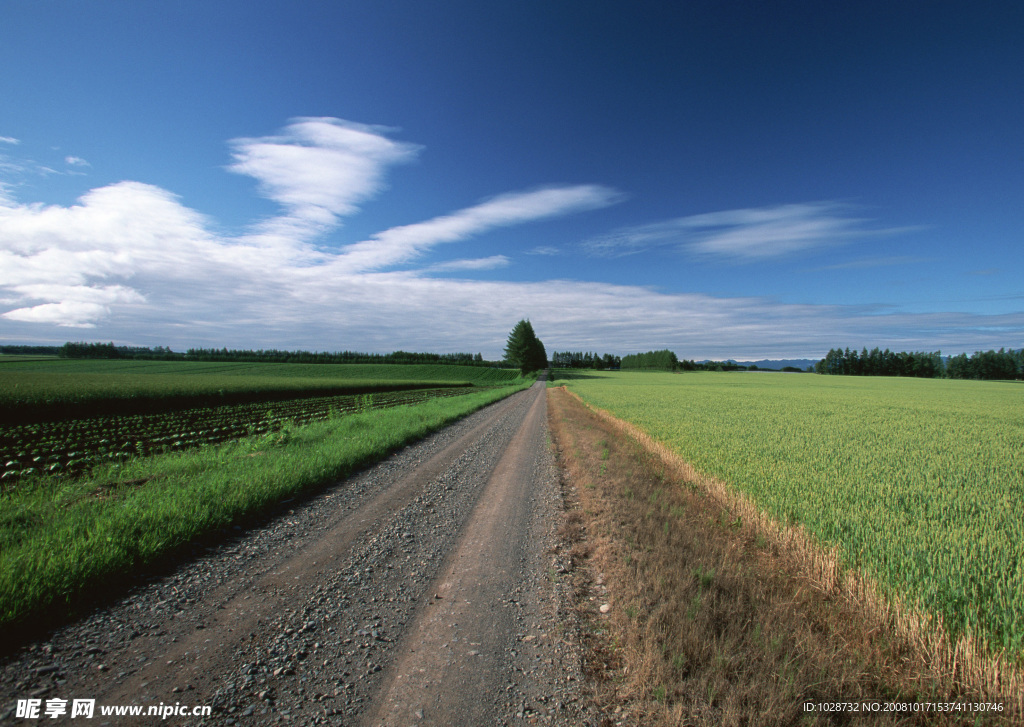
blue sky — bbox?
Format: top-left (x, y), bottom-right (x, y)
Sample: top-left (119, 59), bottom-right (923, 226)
top-left (1, 1), bottom-right (1022, 360)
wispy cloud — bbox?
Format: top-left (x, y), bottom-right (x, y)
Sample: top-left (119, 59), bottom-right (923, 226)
top-left (333, 185), bottom-right (620, 273)
top-left (584, 202), bottom-right (915, 262)
top-left (423, 255), bottom-right (510, 273)
top-left (0, 158), bottom-right (27, 179)
top-left (526, 246), bottom-right (561, 256)
top-left (1, 142), bottom-right (90, 186)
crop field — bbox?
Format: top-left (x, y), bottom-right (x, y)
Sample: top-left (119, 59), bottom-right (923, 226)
top-left (0, 357), bottom-right (523, 381)
top-left (559, 370), bottom-right (1024, 657)
top-left (1, 387), bottom-right (474, 483)
top-left (0, 359), bottom-right (524, 484)
top-left (0, 355), bottom-right (58, 363)
top-left (0, 359), bottom-right (521, 422)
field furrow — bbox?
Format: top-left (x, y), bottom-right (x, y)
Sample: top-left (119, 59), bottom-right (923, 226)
top-left (0, 388), bottom-right (475, 483)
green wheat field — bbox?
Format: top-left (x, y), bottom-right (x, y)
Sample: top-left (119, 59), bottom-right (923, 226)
top-left (561, 370), bottom-right (1024, 655)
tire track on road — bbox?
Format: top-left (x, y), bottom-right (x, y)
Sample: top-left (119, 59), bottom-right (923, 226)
top-left (365, 383), bottom-right (548, 726)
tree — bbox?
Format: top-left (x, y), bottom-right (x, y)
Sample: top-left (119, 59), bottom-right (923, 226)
top-left (620, 349), bottom-right (678, 371)
top-left (503, 319), bottom-right (547, 374)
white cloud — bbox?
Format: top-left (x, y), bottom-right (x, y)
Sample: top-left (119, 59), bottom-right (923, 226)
top-left (208, 270), bottom-right (1023, 359)
top-left (584, 202), bottom-right (909, 262)
top-left (0, 120), bottom-right (621, 332)
top-left (0, 136), bottom-right (19, 145)
top-left (424, 255), bottom-right (510, 272)
top-left (1, 176), bottom-right (1019, 352)
top-left (65, 156), bottom-right (90, 167)
top-left (2, 284), bottom-right (144, 328)
top-left (333, 185), bottom-right (619, 273)
top-left (1, 120), bottom-right (1018, 357)
top-left (227, 117), bottom-right (420, 245)
top-left (526, 246), bottom-right (561, 256)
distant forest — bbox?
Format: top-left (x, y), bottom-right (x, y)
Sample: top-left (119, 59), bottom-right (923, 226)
top-left (549, 351), bottom-right (621, 369)
top-left (815, 347), bottom-right (1023, 380)
top-left (0, 342), bottom-right (497, 367)
top-left (621, 349), bottom-right (678, 370)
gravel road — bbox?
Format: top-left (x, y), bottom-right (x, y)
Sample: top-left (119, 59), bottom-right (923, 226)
top-left (1, 380), bottom-right (596, 726)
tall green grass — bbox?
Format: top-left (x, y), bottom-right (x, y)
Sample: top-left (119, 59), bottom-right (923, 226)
top-left (562, 371), bottom-right (1024, 655)
top-left (0, 380), bottom-right (531, 630)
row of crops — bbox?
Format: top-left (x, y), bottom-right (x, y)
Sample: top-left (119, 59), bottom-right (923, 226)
top-left (1, 387), bottom-right (475, 484)
top-left (560, 370), bottom-right (1024, 656)
top-left (0, 359), bottom-right (523, 422)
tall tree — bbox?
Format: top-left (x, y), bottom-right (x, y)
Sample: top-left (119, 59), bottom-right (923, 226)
top-left (503, 319), bottom-right (547, 374)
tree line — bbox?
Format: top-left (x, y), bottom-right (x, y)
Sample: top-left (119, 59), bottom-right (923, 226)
top-left (618, 351), bottom-right (758, 372)
top-left (946, 349), bottom-right (1024, 380)
top-left (184, 348), bottom-right (490, 366)
top-left (814, 346), bottom-right (1023, 380)
top-left (679, 359), bottom-right (768, 372)
top-left (55, 342), bottom-right (495, 366)
top-left (17, 340), bottom-right (1024, 381)
top-left (58, 342), bottom-right (179, 360)
top-left (621, 349), bottom-right (679, 370)
top-left (549, 351), bottom-right (621, 369)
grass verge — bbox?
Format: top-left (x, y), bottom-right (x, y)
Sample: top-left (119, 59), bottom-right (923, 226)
top-left (547, 386), bottom-right (1013, 726)
top-left (0, 380), bottom-right (531, 642)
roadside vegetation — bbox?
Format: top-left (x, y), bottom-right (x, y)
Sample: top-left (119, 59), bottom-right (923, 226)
top-left (556, 370), bottom-right (1023, 715)
top-left (0, 361), bottom-right (531, 637)
top-left (548, 386), bottom-right (1006, 724)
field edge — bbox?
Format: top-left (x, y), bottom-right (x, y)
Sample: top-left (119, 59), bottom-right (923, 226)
top-left (552, 385), bottom-right (1022, 720)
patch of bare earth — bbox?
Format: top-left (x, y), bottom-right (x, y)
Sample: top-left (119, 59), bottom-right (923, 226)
top-left (547, 386), bottom-right (1014, 726)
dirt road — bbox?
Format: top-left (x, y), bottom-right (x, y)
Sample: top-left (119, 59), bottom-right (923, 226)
top-left (1, 381), bottom-right (595, 725)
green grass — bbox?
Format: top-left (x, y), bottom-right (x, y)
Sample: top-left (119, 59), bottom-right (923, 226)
top-left (561, 370), bottom-right (1024, 654)
top-left (0, 380), bottom-right (531, 629)
top-left (0, 355), bottom-right (59, 363)
top-left (0, 360), bottom-right (523, 421)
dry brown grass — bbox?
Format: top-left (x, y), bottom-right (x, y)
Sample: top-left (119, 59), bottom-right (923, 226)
top-left (547, 386), bottom-right (1013, 726)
